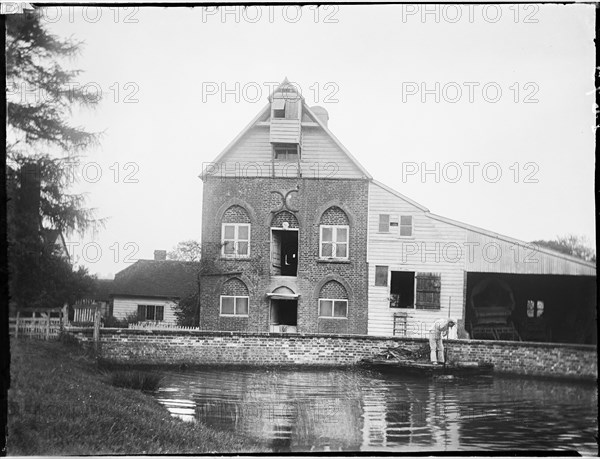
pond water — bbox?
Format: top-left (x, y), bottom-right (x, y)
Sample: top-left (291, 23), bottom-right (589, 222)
top-left (152, 367), bottom-right (598, 453)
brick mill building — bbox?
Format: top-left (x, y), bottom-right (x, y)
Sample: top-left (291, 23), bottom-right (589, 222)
top-left (198, 79), bottom-right (596, 344)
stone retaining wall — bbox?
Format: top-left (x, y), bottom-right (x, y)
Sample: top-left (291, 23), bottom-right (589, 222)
top-left (67, 328), bottom-right (597, 381)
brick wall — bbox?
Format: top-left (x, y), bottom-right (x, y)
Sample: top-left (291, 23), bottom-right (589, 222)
top-left (69, 328), bottom-right (597, 381)
top-left (200, 177), bottom-right (369, 334)
top-left (272, 210), bottom-right (299, 228)
top-left (222, 205), bottom-right (251, 223)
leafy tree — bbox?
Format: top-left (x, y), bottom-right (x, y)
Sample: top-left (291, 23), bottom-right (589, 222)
top-left (174, 293), bottom-right (199, 327)
top-left (531, 235), bottom-right (596, 263)
top-left (5, 10), bottom-right (102, 311)
top-left (168, 240), bottom-right (202, 262)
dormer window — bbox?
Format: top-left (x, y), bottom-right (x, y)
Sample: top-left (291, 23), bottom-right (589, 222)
top-left (274, 144), bottom-right (299, 161)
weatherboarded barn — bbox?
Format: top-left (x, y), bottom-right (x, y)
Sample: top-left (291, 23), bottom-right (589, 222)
top-left (111, 251), bottom-right (200, 325)
top-left (367, 182), bottom-right (596, 344)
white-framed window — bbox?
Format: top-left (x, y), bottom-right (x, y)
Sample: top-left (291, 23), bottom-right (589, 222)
top-left (220, 295), bottom-right (249, 316)
top-left (137, 304), bottom-right (164, 321)
top-left (319, 225), bottom-right (349, 259)
top-left (378, 214), bottom-right (390, 233)
top-left (222, 223), bottom-right (250, 257)
top-left (399, 216), bottom-right (413, 237)
top-left (273, 144), bottom-right (299, 161)
top-left (318, 299), bottom-right (348, 318)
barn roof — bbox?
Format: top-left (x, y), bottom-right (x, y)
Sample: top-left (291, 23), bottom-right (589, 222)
top-left (111, 260), bottom-right (200, 299)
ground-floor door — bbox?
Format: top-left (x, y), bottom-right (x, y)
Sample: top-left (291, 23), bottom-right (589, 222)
top-left (269, 299), bottom-right (298, 333)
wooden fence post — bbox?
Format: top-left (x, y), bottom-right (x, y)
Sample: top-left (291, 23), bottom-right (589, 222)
top-left (93, 306), bottom-right (101, 354)
top-left (62, 304), bottom-right (69, 329)
top-left (45, 313), bottom-right (51, 340)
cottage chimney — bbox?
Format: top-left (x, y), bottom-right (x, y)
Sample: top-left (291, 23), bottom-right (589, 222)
top-left (310, 106), bottom-right (329, 127)
top-left (154, 250), bottom-right (167, 261)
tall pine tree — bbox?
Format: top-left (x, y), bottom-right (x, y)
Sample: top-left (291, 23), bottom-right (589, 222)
top-left (6, 10), bottom-right (102, 312)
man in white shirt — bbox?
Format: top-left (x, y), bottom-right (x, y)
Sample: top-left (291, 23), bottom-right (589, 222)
top-left (429, 317), bottom-right (456, 364)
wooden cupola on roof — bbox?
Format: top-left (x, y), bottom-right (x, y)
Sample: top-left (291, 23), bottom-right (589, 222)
top-left (269, 78), bottom-right (302, 144)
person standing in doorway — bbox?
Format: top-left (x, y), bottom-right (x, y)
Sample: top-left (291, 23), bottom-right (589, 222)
top-left (429, 318), bottom-right (456, 364)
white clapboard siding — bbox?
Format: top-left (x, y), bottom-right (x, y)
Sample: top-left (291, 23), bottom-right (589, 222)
top-left (112, 297), bottom-right (178, 324)
top-left (269, 119), bottom-right (301, 144)
top-left (216, 127), bottom-right (272, 177)
top-left (212, 124), bottom-right (366, 180)
top-left (367, 182), bottom-right (467, 337)
top-left (299, 127), bottom-right (365, 179)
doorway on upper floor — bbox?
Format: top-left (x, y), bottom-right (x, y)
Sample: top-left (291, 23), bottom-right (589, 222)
top-left (271, 228), bottom-right (298, 276)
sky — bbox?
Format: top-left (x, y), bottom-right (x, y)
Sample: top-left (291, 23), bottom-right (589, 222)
top-left (32, 4), bottom-right (596, 278)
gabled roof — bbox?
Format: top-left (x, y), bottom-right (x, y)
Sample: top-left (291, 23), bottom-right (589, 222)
top-left (112, 260), bottom-right (201, 299)
top-left (376, 179), bottom-right (596, 273)
top-left (199, 78), bottom-right (372, 180)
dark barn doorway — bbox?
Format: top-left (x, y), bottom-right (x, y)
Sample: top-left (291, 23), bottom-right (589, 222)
top-left (466, 273), bottom-right (596, 344)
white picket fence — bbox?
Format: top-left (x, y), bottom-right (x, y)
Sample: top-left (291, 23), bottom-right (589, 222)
top-left (9, 317), bottom-right (63, 340)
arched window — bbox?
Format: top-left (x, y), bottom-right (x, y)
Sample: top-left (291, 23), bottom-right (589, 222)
top-left (222, 205), bottom-right (251, 258)
top-left (318, 280), bottom-right (348, 318)
top-left (220, 278), bottom-right (249, 317)
top-left (319, 206), bottom-right (349, 260)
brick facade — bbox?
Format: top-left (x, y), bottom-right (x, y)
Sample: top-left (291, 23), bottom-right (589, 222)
top-left (319, 280), bottom-right (348, 299)
top-left (199, 177), bottom-right (369, 334)
top-left (222, 205), bottom-right (251, 223)
top-left (320, 206), bottom-right (350, 225)
top-left (271, 210), bottom-right (299, 228)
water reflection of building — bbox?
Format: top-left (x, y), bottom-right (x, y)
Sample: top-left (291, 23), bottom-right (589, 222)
top-left (188, 369), bottom-right (364, 452)
top-left (360, 377), bottom-right (461, 451)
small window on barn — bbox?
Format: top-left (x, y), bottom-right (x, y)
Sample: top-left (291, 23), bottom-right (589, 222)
top-left (527, 300), bottom-right (544, 318)
top-left (400, 216), bottom-right (413, 237)
top-left (137, 304), bottom-right (165, 322)
top-left (378, 214), bottom-right (390, 233)
top-left (318, 280), bottom-right (349, 318)
top-left (375, 266), bottom-right (388, 286)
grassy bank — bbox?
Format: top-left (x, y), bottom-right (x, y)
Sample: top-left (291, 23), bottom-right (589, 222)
top-left (7, 338), bottom-right (264, 455)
